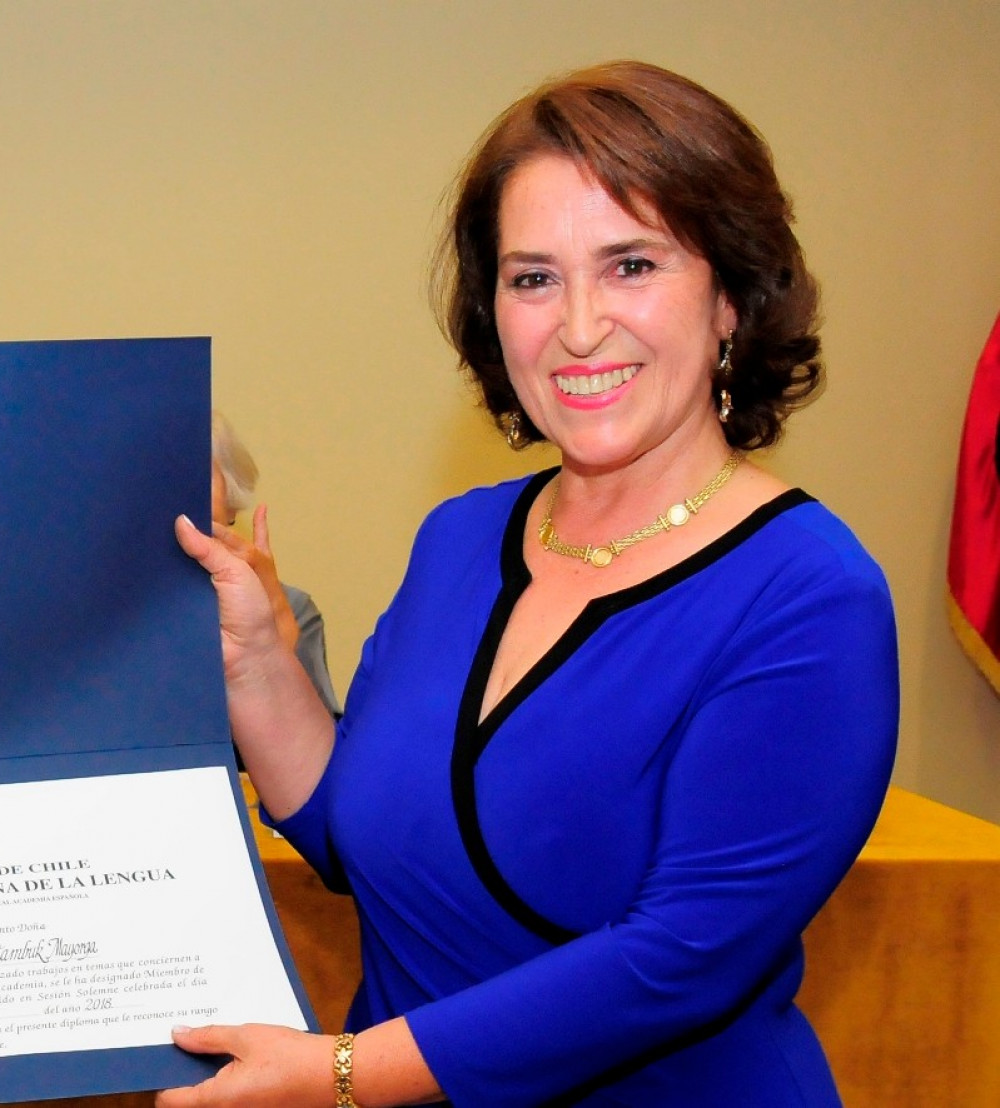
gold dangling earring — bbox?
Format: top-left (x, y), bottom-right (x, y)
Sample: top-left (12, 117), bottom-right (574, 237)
top-left (717, 332), bottom-right (734, 424)
top-left (505, 411), bottom-right (528, 451)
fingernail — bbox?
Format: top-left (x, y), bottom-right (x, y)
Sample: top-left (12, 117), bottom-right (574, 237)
top-left (179, 514), bottom-right (194, 528)
top-left (172, 1024), bottom-right (192, 1034)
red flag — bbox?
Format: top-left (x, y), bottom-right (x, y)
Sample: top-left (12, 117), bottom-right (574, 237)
top-left (947, 312), bottom-right (1000, 694)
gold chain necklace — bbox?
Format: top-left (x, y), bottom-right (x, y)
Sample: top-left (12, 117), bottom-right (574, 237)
top-left (538, 451), bottom-right (742, 569)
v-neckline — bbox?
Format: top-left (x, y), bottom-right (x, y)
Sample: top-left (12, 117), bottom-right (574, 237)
top-left (461, 470), bottom-right (813, 745)
top-left (447, 472), bottom-right (814, 945)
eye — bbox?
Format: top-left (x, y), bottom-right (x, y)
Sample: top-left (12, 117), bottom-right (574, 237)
top-left (510, 271), bottom-right (552, 290)
top-left (615, 257), bottom-right (656, 278)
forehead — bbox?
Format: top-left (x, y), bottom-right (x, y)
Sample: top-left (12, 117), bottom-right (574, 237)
top-left (498, 154), bottom-right (665, 247)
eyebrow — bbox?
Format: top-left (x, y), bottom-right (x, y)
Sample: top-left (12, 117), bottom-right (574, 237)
top-left (497, 237), bottom-right (673, 267)
top-left (596, 237), bottom-right (671, 259)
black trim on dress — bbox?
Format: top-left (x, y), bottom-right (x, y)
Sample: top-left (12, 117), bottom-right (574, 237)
top-left (450, 471), bottom-right (815, 944)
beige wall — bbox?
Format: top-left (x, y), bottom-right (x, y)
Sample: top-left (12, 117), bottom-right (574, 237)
top-left (2, 1), bottom-right (999, 821)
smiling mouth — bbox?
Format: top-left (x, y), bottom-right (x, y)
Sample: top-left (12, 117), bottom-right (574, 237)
top-left (554, 365), bottom-right (640, 397)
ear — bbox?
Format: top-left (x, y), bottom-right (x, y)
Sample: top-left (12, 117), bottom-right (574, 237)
top-left (714, 288), bottom-right (738, 338)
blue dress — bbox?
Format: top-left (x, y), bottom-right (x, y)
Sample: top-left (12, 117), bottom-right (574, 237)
top-left (274, 471), bottom-right (899, 1106)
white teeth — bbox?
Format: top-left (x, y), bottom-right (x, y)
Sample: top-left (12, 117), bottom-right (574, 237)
top-left (554, 365), bottom-right (638, 397)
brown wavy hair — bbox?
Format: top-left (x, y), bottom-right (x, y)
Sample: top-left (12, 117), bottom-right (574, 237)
top-left (432, 60), bottom-right (822, 450)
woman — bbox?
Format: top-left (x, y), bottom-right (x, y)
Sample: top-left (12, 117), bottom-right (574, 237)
top-left (160, 61), bottom-right (898, 1107)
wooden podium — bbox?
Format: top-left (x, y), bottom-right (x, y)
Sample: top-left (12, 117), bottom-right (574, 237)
top-left (14, 785), bottom-right (1000, 1107)
top-left (799, 787), bottom-right (1000, 1106)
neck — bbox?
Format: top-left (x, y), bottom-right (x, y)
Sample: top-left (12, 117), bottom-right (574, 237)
top-left (540, 449), bottom-right (743, 570)
top-left (553, 434), bottom-right (735, 531)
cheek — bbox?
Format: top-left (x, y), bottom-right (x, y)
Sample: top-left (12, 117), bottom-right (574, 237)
top-left (495, 301), bottom-right (550, 375)
top-left (635, 289), bottom-right (723, 360)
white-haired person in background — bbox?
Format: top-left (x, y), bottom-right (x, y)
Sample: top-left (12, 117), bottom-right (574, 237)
top-left (211, 410), bottom-right (341, 722)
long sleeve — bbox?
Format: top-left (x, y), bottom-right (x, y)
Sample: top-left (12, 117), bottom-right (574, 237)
top-left (405, 548), bottom-right (897, 1104)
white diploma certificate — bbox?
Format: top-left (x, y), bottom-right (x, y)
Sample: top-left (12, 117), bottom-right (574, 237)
top-left (0, 767), bottom-right (308, 1058)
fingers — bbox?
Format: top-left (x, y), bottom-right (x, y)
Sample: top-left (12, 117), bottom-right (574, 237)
top-left (155, 1085), bottom-right (192, 1107)
top-left (212, 520), bottom-right (282, 605)
top-left (213, 523), bottom-right (255, 560)
top-left (252, 504), bottom-right (273, 557)
top-left (175, 516), bottom-right (248, 584)
top-left (155, 1025), bottom-right (235, 1107)
top-left (155, 1072), bottom-right (234, 1108)
top-left (211, 511), bottom-right (275, 575)
top-left (156, 1023), bottom-right (323, 1108)
top-left (175, 514), bottom-right (210, 559)
top-left (171, 1023), bottom-right (237, 1055)
top-left (155, 1074), bottom-right (219, 1108)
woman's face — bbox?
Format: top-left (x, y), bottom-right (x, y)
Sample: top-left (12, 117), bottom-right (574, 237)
top-left (494, 154), bottom-right (736, 475)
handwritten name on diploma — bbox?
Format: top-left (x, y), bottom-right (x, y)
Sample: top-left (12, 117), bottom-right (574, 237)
top-left (0, 938), bottom-right (98, 963)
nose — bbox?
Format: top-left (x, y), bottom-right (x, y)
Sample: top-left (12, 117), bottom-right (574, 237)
top-left (559, 280), bottom-right (613, 357)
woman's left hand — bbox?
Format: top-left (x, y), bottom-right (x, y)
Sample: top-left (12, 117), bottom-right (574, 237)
top-left (155, 1024), bottom-right (336, 1108)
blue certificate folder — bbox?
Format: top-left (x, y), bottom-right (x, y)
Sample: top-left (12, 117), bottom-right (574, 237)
top-left (0, 338), bottom-right (317, 1101)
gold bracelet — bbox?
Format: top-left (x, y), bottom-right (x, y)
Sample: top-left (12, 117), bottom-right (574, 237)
top-left (333, 1032), bottom-right (358, 1108)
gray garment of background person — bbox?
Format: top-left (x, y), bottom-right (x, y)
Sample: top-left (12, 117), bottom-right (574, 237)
top-left (284, 583), bottom-right (342, 718)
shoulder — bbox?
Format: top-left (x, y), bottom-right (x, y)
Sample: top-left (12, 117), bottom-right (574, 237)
top-left (670, 490), bottom-right (897, 650)
top-left (768, 496), bottom-right (891, 595)
top-left (379, 473), bottom-right (546, 604)
top-left (720, 494), bottom-right (897, 650)
top-left (413, 472), bottom-right (545, 548)
top-left (361, 474), bottom-right (545, 662)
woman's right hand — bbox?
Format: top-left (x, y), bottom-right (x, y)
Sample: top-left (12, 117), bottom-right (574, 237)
top-left (175, 514), bottom-right (287, 688)
top-left (212, 504), bottom-right (302, 654)
top-left (176, 513), bottom-right (336, 817)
